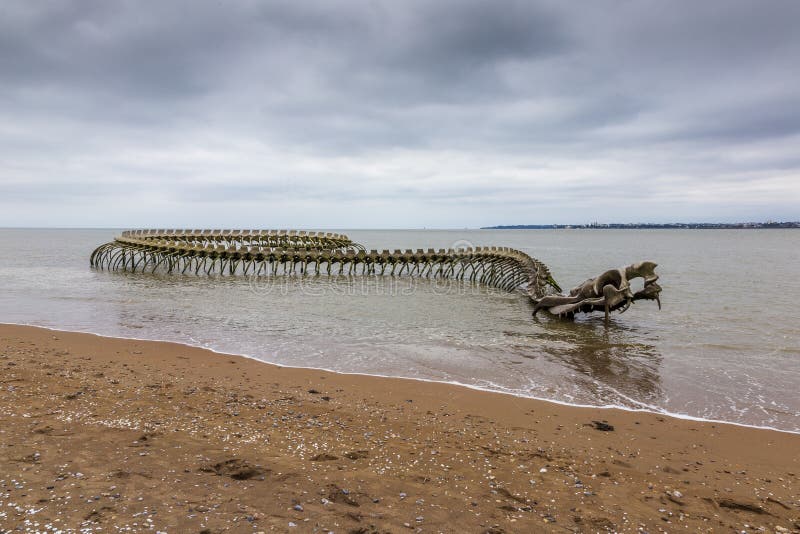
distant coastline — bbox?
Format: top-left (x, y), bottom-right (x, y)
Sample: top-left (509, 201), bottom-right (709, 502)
top-left (482, 221), bottom-right (800, 229)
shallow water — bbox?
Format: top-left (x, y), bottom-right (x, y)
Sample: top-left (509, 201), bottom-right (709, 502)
top-left (1, 228), bottom-right (798, 431)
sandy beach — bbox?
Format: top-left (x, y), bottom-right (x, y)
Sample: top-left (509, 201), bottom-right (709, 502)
top-left (1, 324), bottom-right (798, 533)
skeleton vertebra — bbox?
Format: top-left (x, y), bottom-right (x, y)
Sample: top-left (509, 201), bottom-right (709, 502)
top-left (90, 229), bottom-right (661, 321)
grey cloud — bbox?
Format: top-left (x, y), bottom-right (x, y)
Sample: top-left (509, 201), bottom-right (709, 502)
top-left (0, 0), bottom-right (798, 227)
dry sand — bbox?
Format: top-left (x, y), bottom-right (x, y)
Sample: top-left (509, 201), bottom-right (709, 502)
top-left (1, 324), bottom-right (798, 533)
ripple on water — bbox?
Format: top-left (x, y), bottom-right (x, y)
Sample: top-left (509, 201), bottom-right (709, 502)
top-left (0, 228), bottom-right (799, 432)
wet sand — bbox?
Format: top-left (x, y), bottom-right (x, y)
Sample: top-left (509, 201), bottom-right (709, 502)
top-left (1, 324), bottom-right (798, 533)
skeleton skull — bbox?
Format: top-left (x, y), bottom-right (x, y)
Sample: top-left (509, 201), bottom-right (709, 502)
top-left (531, 261), bottom-right (662, 321)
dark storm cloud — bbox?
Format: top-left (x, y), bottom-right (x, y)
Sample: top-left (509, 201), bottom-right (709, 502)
top-left (0, 0), bottom-right (798, 227)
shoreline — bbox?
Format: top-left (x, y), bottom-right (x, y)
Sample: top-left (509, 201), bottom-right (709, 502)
top-left (1, 324), bottom-right (798, 532)
top-left (6, 321), bottom-right (796, 436)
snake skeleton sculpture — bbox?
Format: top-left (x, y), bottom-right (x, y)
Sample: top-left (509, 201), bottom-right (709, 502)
top-left (90, 229), bottom-right (662, 321)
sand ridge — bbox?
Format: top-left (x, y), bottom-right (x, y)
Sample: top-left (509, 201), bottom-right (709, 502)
top-left (1, 324), bottom-right (798, 532)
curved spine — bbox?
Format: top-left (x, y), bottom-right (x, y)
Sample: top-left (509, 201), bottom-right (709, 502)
top-left (90, 229), bottom-right (561, 297)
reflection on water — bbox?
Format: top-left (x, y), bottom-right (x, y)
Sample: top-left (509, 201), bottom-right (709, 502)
top-left (0, 228), bottom-right (798, 431)
top-left (530, 317), bottom-right (663, 408)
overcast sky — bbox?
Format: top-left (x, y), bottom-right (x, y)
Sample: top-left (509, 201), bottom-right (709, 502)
top-left (1, 0), bottom-right (799, 228)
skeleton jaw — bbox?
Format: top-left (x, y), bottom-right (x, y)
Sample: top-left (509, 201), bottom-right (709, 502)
top-left (531, 261), bottom-right (662, 321)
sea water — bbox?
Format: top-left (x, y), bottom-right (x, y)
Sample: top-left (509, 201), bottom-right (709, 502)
top-left (1, 228), bottom-right (798, 432)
